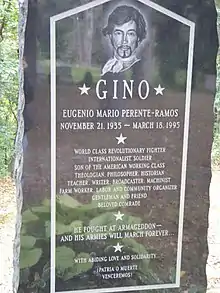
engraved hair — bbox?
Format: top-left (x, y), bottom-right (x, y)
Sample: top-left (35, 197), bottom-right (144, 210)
top-left (103, 5), bottom-right (147, 42)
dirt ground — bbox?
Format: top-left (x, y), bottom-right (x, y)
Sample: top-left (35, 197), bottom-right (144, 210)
top-left (207, 171), bottom-right (220, 292)
top-left (0, 177), bottom-right (16, 293)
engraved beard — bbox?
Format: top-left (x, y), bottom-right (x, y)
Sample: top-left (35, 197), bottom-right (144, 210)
top-left (114, 40), bottom-right (139, 59)
top-left (116, 45), bottom-right (132, 58)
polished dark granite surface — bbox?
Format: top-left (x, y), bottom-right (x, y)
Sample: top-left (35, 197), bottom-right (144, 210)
top-left (20, 1), bottom-right (218, 292)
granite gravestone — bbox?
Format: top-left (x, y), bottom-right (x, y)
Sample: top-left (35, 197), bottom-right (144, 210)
top-left (19, 0), bottom-right (218, 293)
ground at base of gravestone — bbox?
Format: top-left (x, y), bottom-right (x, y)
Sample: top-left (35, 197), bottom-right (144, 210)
top-left (0, 173), bottom-right (219, 293)
top-left (207, 171), bottom-right (220, 293)
top-left (0, 177), bottom-right (16, 293)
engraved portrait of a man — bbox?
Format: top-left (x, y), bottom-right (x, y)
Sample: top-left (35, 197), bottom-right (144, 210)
top-left (102, 5), bottom-right (147, 76)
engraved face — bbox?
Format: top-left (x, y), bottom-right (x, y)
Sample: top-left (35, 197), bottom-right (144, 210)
top-left (102, 5), bottom-right (147, 74)
top-left (110, 20), bottom-right (138, 59)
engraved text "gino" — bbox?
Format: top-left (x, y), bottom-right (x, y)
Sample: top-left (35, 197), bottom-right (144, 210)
top-left (96, 79), bottom-right (150, 100)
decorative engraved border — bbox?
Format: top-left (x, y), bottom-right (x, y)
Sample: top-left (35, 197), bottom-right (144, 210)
top-left (50, 0), bottom-right (195, 292)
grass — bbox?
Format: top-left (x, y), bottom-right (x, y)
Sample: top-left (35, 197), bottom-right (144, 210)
top-left (71, 66), bottom-right (101, 83)
top-left (39, 59), bottom-right (101, 83)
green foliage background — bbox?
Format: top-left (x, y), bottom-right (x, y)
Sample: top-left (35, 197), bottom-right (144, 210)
top-left (0, 0), bottom-right (18, 177)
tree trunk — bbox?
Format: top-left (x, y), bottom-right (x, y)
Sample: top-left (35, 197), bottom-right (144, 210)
top-left (75, 0), bottom-right (94, 67)
top-left (82, 8), bottom-right (94, 66)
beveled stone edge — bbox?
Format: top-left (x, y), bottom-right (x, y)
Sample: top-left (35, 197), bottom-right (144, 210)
top-left (13, 0), bottom-right (28, 292)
